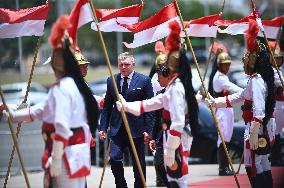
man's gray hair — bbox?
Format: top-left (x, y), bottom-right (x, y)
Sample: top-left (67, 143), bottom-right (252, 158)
top-left (118, 52), bottom-right (135, 62)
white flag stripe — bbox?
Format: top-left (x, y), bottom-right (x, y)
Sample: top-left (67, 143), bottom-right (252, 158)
top-left (77, 3), bottom-right (93, 28)
top-left (91, 17), bottom-right (139, 32)
top-left (258, 25), bottom-right (279, 39)
top-left (218, 23), bottom-right (280, 39)
top-left (183, 24), bottom-right (218, 38)
top-left (123, 16), bottom-right (181, 48)
top-left (0, 20), bottom-right (46, 38)
top-left (217, 23), bottom-right (248, 35)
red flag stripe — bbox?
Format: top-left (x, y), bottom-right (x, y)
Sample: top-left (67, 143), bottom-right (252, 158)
top-left (95, 4), bottom-right (142, 21)
top-left (262, 16), bottom-right (283, 27)
top-left (184, 14), bottom-right (221, 27)
top-left (119, 2), bottom-right (178, 33)
top-left (0, 5), bottom-right (49, 24)
top-left (68, 0), bottom-right (93, 46)
top-left (215, 14), bottom-right (282, 27)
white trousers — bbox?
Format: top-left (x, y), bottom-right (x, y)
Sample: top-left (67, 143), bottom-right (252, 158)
top-left (275, 100), bottom-right (284, 135)
top-left (243, 119), bottom-right (275, 174)
top-left (163, 129), bottom-right (192, 188)
top-left (216, 108), bottom-right (234, 147)
top-left (52, 159), bottom-right (86, 188)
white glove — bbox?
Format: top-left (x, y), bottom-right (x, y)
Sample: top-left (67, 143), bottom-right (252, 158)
top-left (195, 90), bottom-right (203, 103)
top-left (116, 94), bottom-right (142, 116)
top-left (164, 147), bottom-right (175, 167)
top-left (164, 134), bottom-right (180, 167)
top-left (2, 107), bottom-right (32, 123)
top-left (49, 141), bottom-right (64, 177)
top-left (204, 92), bottom-right (227, 108)
top-left (249, 121), bottom-right (260, 150)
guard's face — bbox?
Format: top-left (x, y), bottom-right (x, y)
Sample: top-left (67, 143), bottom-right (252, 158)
top-left (219, 63), bottom-right (231, 75)
top-left (157, 72), bottom-right (170, 87)
top-left (79, 64), bottom-right (89, 77)
top-left (118, 58), bottom-right (135, 77)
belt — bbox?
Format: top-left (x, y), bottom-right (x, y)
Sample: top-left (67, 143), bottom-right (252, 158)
top-left (42, 122), bottom-right (85, 146)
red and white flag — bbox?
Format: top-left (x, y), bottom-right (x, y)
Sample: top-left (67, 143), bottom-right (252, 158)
top-left (91, 4), bottom-right (143, 32)
top-left (119, 2), bottom-right (180, 48)
top-left (216, 14), bottom-right (283, 39)
top-left (183, 14), bottom-right (221, 38)
top-left (68, 0), bottom-right (93, 46)
top-left (0, 4), bottom-right (49, 38)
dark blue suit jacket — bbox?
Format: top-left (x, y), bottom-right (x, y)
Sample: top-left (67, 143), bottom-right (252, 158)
top-left (99, 72), bottom-right (154, 138)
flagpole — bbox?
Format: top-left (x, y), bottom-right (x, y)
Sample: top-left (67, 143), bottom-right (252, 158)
top-left (0, 88), bottom-right (30, 188)
top-left (174, 1), bottom-right (240, 188)
top-left (88, 1), bottom-right (146, 187)
top-left (3, 37), bottom-right (41, 188)
top-left (249, 0), bottom-right (284, 88)
top-left (98, 140), bottom-right (112, 188)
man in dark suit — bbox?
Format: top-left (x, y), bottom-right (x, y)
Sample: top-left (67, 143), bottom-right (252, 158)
top-left (99, 52), bottom-right (154, 188)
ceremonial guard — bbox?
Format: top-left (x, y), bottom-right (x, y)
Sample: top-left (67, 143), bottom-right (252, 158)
top-left (3, 16), bottom-right (99, 188)
top-left (206, 19), bottom-right (275, 188)
top-left (208, 49), bottom-right (243, 176)
top-left (116, 20), bottom-right (199, 188)
top-left (149, 41), bottom-right (168, 187)
top-left (268, 41), bottom-right (284, 166)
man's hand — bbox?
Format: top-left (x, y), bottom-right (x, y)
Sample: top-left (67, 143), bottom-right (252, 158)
top-left (149, 140), bottom-right (156, 152)
top-left (143, 132), bottom-right (150, 144)
top-left (99, 131), bottom-right (106, 141)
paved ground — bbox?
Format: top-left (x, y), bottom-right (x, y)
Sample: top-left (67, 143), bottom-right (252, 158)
top-left (0, 164), bottom-right (246, 188)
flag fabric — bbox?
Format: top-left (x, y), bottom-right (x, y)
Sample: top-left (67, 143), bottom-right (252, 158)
top-left (183, 14), bottom-right (221, 38)
top-left (68, 0), bottom-right (93, 46)
top-left (119, 2), bottom-right (180, 48)
top-left (0, 4), bottom-right (49, 38)
top-left (90, 4), bottom-right (143, 32)
top-left (216, 14), bottom-right (283, 39)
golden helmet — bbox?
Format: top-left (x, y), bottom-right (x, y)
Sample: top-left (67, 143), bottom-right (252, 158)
top-left (155, 54), bottom-right (167, 67)
top-left (217, 52), bottom-right (231, 65)
top-left (166, 50), bottom-right (180, 72)
top-left (74, 50), bottom-right (90, 65)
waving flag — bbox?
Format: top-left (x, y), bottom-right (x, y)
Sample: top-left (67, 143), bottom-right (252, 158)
top-left (183, 14), bottom-right (221, 38)
top-left (0, 4), bottom-right (49, 38)
top-left (68, 0), bottom-right (93, 46)
top-left (119, 2), bottom-right (180, 48)
top-left (216, 14), bottom-right (283, 39)
top-left (91, 4), bottom-right (143, 32)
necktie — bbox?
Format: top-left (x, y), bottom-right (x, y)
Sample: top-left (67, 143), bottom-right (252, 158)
top-left (122, 77), bottom-right (128, 96)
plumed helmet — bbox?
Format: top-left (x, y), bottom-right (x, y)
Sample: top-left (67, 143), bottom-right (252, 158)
top-left (49, 15), bottom-right (73, 72)
top-left (165, 20), bottom-right (181, 72)
top-left (154, 41), bottom-right (167, 67)
top-left (243, 19), bottom-right (264, 71)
